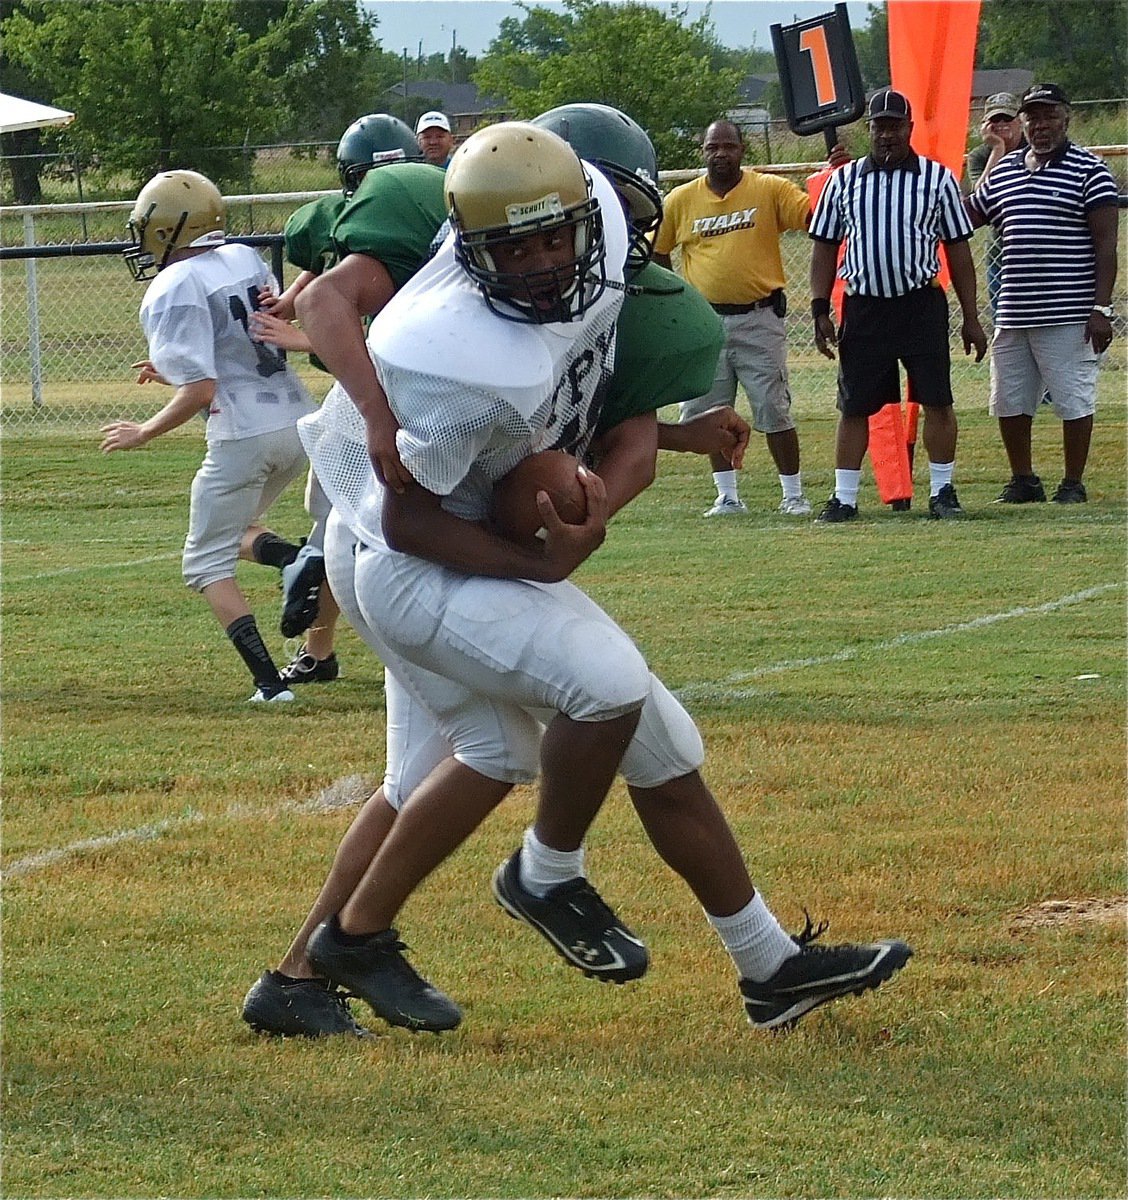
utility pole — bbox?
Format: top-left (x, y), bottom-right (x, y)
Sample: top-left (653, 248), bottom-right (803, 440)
top-left (402, 48), bottom-right (408, 120)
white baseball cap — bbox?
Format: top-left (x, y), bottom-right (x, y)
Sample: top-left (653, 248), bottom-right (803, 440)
top-left (415, 111), bottom-right (451, 134)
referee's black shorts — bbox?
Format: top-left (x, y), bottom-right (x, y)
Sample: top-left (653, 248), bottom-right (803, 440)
top-left (836, 285), bottom-right (953, 418)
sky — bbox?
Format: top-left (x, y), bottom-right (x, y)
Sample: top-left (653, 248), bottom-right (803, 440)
top-left (364, 1), bottom-right (874, 57)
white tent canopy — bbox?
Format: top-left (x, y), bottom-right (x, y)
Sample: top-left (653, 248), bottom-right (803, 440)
top-left (0, 92), bottom-right (74, 134)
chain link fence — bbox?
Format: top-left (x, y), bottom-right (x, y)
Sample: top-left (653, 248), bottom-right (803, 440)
top-left (5, 100), bottom-right (1127, 205)
top-left (2, 159), bottom-right (1125, 429)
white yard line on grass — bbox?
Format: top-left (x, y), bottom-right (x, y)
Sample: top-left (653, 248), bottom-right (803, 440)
top-left (3, 584), bottom-right (1121, 880)
top-left (7, 552), bottom-right (181, 582)
top-left (673, 583), bottom-right (1122, 704)
top-left (2, 776), bottom-right (372, 881)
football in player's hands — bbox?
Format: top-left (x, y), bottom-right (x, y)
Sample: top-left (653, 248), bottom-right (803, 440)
top-left (491, 450), bottom-right (588, 544)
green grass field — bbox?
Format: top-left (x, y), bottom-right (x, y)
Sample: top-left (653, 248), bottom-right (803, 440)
top-left (2, 389), bottom-right (1125, 1198)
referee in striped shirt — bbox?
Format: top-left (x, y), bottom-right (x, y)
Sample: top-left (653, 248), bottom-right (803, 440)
top-left (809, 89), bottom-right (987, 522)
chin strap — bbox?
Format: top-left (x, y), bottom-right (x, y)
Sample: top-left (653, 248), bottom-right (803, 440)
top-left (597, 274), bottom-right (685, 298)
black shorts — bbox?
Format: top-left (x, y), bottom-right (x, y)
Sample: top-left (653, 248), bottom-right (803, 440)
top-left (836, 286), bottom-right (953, 418)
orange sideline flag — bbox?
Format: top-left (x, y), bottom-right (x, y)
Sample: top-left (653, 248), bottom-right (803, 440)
top-left (868, 0), bottom-right (981, 504)
top-left (805, 166), bottom-right (847, 315)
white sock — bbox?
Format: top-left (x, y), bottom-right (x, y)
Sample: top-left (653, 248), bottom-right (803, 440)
top-left (834, 469), bottom-right (861, 508)
top-left (519, 826), bottom-right (585, 898)
top-left (707, 891), bottom-right (799, 982)
top-left (712, 469), bottom-right (739, 503)
top-left (929, 460), bottom-right (954, 497)
top-left (779, 472), bottom-right (804, 501)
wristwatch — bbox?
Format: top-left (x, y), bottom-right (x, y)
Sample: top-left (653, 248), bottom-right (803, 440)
top-left (1091, 304), bottom-right (1114, 318)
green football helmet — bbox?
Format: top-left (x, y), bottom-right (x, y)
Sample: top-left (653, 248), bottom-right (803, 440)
top-left (336, 113), bottom-right (423, 195)
top-left (445, 122), bottom-right (606, 325)
top-left (531, 103), bottom-right (661, 271)
top-left (124, 170), bottom-right (225, 281)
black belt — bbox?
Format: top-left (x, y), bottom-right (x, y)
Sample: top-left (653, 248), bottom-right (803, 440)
top-left (711, 292), bottom-right (778, 315)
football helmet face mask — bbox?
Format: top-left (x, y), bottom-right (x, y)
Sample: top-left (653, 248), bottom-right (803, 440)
top-left (124, 170), bottom-right (225, 281)
top-left (445, 122), bottom-right (606, 325)
top-left (531, 103), bottom-right (661, 272)
top-left (336, 113), bottom-right (424, 195)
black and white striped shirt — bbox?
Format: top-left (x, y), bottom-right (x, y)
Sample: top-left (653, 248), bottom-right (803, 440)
top-left (809, 152), bottom-right (973, 298)
top-left (966, 141), bottom-right (1118, 328)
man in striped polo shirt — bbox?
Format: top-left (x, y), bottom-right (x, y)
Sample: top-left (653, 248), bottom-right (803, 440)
top-left (809, 89), bottom-right (987, 522)
top-left (965, 83), bottom-right (1119, 505)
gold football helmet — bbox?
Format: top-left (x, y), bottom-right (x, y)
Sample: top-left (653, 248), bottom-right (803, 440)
top-left (124, 170), bottom-right (225, 281)
top-left (444, 122), bottom-right (606, 323)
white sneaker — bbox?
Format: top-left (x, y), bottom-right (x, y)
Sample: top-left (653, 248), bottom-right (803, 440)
top-left (248, 687), bottom-right (296, 703)
top-left (703, 497), bottom-right (749, 518)
top-left (777, 495), bottom-right (812, 516)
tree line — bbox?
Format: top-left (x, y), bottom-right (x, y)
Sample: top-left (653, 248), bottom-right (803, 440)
top-left (2, 0), bottom-right (1123, 205)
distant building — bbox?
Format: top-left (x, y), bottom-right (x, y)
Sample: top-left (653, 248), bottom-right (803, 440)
top-left (383, 80), bottom-right (510, 139)
top-left (727, 73), bottom-right (777, 134)
top-left (970, 69), bottom-right (1034, 108)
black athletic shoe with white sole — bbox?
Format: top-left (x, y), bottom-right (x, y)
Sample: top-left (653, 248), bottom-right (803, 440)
top-left (995, 475), bottom-right (1046, 504)
top-left (280, 646), bottom-right (340, 685)
top-left (306, 916), bottom-right (462, 1032)
top-left (815, 496), bottom-right (858, 523)
top-left (740, 914), bottom-right (912, 1031)
top-left (928, 483), bottom-right (964, 520)
top-left (1051, 477), bottom-right (1087, 504)
top-left (492, 850), bottom-right (648, 983)
top-left (280, 542), bottom-right (326, 639)
top-left (241, 970), bottom-right (372, 1038)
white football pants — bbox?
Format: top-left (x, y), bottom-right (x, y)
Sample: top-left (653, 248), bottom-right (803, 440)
top-left (324, 510), bottom-right (704, 806)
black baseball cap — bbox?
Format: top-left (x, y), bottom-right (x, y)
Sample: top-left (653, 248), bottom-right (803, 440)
top-left (867, 89), bottom-right (912, 120)
top-left (1019, 83), bottom-right (1070, 111)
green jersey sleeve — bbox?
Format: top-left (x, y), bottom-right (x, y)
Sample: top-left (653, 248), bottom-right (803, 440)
top-left (284, 195), bottom-right (346, 274)
top-left (332, 163), bottom-right (449, 290)
top-left (597, 262), bottom-right (724, 434)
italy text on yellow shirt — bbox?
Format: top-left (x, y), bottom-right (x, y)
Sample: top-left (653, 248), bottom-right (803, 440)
top-left (654, 169), bottom-right (811, 306)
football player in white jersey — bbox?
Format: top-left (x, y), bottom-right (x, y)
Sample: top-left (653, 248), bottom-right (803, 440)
top-left (100, 170), bottom-right (316, 702)
top-left (240, 124), bottom-right (913, 1038)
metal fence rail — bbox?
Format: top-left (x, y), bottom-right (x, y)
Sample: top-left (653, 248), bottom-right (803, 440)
top-left (2, 169), bottom-right (1125, 428)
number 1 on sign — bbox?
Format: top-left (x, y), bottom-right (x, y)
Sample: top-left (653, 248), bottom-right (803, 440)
top-left (799, 25), bottom-right (837, 106)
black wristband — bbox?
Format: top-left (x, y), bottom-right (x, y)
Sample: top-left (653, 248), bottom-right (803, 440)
top-left (811, 298), bottom-right (831, 319)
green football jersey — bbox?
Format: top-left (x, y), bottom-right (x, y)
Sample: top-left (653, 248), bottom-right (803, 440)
top-left (597, 261), bottom-right (724, 434)
top-left (332, 162), bottom-right (448, 291)
top-left (283, 194), bottom-right (346, 274)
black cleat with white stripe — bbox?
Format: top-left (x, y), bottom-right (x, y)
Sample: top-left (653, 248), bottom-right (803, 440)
top-left (280, 542), bottom-right (326, 639)
top-left (740, 914), bottom-right (912, 1031)
top-left (492, 850), bottom-right (648, 984)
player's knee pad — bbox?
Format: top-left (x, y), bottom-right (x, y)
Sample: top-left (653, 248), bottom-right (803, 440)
top-left (446, 702), bottom-right (543, 786)
top-left (549, 614), bottom-right (651, 722)
top-left (618, 674), bottom-right (705, 789)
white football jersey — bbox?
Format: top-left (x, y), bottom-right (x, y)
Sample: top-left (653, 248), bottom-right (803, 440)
top-left (140, 242), bottom-right (313, 444)
top-left (300, 162), bottom-right (628, 545)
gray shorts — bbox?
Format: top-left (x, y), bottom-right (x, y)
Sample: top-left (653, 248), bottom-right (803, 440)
top-left (989, 325), bottom-right (1101, 420)
top-left (679, 307), bottom-right (794, 434)
top-left (182, 425), bottom-right (307, 590)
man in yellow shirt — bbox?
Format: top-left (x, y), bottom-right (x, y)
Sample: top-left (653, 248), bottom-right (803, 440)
top-left (654, 120), bottom-right (822, 517)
